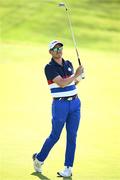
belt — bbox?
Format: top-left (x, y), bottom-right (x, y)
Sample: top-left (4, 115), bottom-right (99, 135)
top-left (53, 94), bottom-right (78, 101)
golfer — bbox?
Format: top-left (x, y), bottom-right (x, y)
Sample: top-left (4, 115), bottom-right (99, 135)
top-left (33, 40), bottom-right (84, 177)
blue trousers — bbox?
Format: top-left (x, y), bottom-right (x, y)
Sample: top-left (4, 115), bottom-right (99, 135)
top-left (37, 97), bottom-right (81, 167)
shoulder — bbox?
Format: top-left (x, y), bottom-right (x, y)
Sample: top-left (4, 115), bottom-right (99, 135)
top-left (44, 62), bottom-right (59, 80)
top-left (44, 63), bottom-right (51, 71)
top-left (44, 62), bottom-right (55, 73)
top-left (44, 61), bottom-right (57, 76)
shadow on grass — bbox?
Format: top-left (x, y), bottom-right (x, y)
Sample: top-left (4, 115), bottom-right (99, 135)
top-left (31, 172), bottom-right (51, 180)
top-left (58, 177), bottom-right (72, 180)
top-left (31, 172), bottom-right (72, 180)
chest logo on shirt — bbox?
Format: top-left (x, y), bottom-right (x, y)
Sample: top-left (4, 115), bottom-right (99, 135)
top-left (68, 67), bottom-right (72, 72)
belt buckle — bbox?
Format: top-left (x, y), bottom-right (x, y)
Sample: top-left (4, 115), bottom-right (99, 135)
top-left (67, 97), bottom-right (73, 101)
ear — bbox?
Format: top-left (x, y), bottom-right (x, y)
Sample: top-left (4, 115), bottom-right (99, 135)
top-left (49, 50), bottom-right (52, 55)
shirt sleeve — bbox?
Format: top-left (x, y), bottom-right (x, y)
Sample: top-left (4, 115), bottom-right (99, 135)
top-left (44, 64), bottom-right (59, 81)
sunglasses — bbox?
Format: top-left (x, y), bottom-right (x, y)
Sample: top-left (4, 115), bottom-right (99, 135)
top-left (52, 47), bottom-right (63, 52)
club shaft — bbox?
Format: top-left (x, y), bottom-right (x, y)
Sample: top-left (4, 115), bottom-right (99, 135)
top-left (75, 48), bottom-right (81, 65)
top-left (65, 8), bottom-right (81, 65)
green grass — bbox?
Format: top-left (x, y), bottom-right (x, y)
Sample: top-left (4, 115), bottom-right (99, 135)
top-left (0, 0), bottom-right (120, 179)
top-left (0, 42), bottom-right (120, 180)
top-left (0, 0), bottom-right (120, 51)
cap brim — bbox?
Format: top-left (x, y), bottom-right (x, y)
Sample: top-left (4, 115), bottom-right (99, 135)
top-left (49, 42), bottom-right (63, 50)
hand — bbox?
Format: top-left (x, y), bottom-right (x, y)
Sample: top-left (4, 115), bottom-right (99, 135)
top-left (76, 75), bottom-right (82, 81)
top-left (76, 72), bottom-right (85, 81)
top-left (74, 65), bottom-right (84, 78)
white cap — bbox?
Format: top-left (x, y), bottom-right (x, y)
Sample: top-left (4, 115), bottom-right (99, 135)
top-left (48, 40), bottom-right (63, 50)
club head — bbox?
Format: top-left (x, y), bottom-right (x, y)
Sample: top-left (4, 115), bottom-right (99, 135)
top-left (58, 2), bottom-right (65, 7)
top-left (58, 2), bottom-right (68, 10)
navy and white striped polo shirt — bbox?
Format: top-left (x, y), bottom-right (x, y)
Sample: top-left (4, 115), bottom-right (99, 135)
top-left (44, 58), bottom-right (77, 98)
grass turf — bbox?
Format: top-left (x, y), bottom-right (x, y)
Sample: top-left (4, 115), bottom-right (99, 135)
top-left (0, 0), bottom-right (120, 51)
top-left (0, 0), bottom-right (120, 179)
top-left (0, 42), bottom-right (120, 180)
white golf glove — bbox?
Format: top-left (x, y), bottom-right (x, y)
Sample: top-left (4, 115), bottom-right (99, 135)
top-left (76, 67), bottom-right (85, 81)
top-left (76, 72), bottom-right (85, 81)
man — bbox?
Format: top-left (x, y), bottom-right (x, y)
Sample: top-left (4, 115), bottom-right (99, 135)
top-left (33, 40), bottom-right (84, 177)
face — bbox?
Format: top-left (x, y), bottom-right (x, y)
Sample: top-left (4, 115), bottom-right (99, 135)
top-left (49, 44), bottom-right (63, 59)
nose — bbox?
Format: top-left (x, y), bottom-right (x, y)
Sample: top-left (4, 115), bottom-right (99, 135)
top-left (57, 50), bottom-right (62, 53)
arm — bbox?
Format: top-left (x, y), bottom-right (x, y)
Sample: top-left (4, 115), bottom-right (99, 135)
top-left (53, 65), bottom-right (83, 88)
top-left (45, 64), bottom-right (83, 88)
top-left (53, 75), bottom-right (76, 88)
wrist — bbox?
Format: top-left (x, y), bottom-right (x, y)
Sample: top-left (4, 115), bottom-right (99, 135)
top-left (76, 75), bottom-right (82, 81)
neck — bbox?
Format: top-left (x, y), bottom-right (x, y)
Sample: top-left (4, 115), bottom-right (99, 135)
top-left (53, 57), bottom-right (63, 65)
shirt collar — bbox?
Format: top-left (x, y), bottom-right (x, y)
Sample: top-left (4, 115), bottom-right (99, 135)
top-left (51, 58), bottom-right (65, 66)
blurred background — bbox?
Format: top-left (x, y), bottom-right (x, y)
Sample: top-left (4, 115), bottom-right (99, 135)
top-left (0, 0), bottom-right (120, 180)
top-left (0, 0), bottom-right (120, 51)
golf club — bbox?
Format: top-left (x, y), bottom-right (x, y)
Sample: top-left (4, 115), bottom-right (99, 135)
top-left (59, 2), bottom-right (85, 79)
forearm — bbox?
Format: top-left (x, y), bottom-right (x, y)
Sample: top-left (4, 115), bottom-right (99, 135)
top-left (53, 75), bottom-right (76, 88)
top-left (59, 76), bottom-right (76, 87)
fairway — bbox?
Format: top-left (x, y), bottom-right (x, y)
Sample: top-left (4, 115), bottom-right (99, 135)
top-left (0, 0), bottom-right (120, 179)
top-left (0, 42), bottom-right (120, 180)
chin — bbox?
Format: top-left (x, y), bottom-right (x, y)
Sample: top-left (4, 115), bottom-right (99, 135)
top-left (56, 55), bottom-right (62, 58)
top-left (57, 54), bottom-right (62, 58)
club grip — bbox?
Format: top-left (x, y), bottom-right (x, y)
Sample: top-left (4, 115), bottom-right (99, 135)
top-left (78, 57), bottom-right (81, 66)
